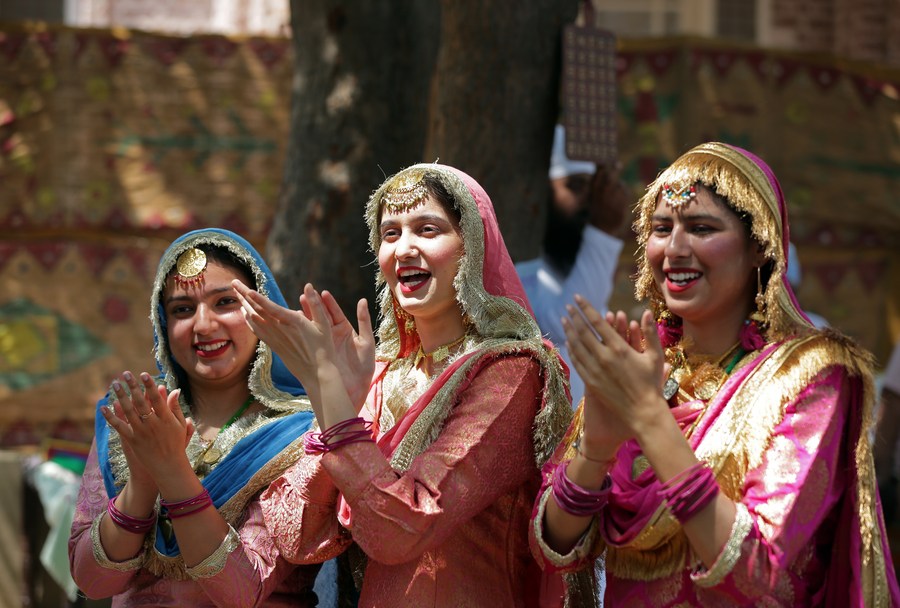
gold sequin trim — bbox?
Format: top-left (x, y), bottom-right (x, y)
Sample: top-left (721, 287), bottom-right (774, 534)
top-left (90, 513), bottom-right (147, 571)
top-left (691, 502), bottom-right (752, 587)
top-left (185, 525), bottom-right (240, 580)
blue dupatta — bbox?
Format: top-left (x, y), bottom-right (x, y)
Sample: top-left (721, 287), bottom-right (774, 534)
top-left (95, 228), bottom-right (313, 558)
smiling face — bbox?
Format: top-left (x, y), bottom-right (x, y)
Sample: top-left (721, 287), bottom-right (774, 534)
top-left (377, 194), bottom-right (465, 326)
top-left (647, 185), bottom-right (765, 328)
top-left (163, 259), bottom-right (259, 390)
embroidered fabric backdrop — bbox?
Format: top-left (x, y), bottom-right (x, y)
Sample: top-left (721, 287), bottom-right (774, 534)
top-left (0, 24), bottom-right (292, 446)
top-left (605, 37), bottom-right (900, 372)
top-left (0, 25), bottom-right (898, 446)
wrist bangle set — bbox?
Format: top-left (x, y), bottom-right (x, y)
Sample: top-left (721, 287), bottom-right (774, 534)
top-left (550, 450), bottom-right (719, 525)
top-left (160, 488), bottom-right (214, 519)
top-left (106, 497), bottom-right (156, 535)
top-left (107, 487), bottom-right (216, 534)
top-left (551, 461), bottom-right (611, 517)
top-left (304, 417), bottom-right (374, 455)
top-left (661, 461), bottom-right (719, 523)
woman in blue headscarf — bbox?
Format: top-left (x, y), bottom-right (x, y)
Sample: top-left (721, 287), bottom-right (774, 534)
top-left (68, 229), bottom-right (337, 607)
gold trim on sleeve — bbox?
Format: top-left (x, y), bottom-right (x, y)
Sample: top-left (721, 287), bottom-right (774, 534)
top-left (184, 525), bottom-right (241, 580)
top-left (90, 513), bottom-right (147, 571)
top-left (691, 502), bottom-right (752, 587)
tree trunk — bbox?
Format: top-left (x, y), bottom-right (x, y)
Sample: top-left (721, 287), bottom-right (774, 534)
top-left (272, 0), bottom-right (578, 313)
top-left (270, 0), bottom-right (440, 310)
top-left (425, 0), bottom-right (579, 261)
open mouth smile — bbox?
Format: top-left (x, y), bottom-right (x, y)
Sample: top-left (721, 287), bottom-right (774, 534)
top-left (397, 267), bottom-right (431, 294)
top-left (194, 340), bottom-right (230, 358)
top-left (665, 270), bottom-right (702, 292)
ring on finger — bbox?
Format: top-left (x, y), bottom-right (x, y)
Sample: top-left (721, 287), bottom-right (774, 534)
top-left (139, 408), bottom-right (155, 420)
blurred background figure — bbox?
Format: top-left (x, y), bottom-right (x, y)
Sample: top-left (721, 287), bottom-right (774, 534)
top-left (517, 124), bottom-right (631, 406)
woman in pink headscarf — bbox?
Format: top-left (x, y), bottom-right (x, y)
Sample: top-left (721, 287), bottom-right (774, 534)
top-left (531, 143), bottom-right (900, 606)
top-left (233, 164), bottom-right (572, 606)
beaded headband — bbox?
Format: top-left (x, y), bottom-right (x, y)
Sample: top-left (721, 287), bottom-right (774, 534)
top-left (381, 167), bottom-right (430, 213)
top-left (173, 247), bottom-right (207, 288)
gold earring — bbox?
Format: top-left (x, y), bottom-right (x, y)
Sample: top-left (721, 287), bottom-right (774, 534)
top-left (750, 266), bottom-right (766, 323)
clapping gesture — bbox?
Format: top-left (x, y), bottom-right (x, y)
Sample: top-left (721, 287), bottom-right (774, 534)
top-left (232, 281), bottom-right (376, 422)
top-left (562, 295), bottom-right (670, 454)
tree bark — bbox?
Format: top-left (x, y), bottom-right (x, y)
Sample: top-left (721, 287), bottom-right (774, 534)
top-left (425, 0), bottom-right (579, 261)
top-left (270, 0), bottom-right (440, 310)
top-left (272, 0), bottom-right (579, 313)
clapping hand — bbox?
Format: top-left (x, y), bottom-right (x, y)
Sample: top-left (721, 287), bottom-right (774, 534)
top-left (233, 281), bottom-right (375, 413)
top-left (563, 296), bottom-right (669, 451)
top-left (102, 371), bottom-right (192, 488)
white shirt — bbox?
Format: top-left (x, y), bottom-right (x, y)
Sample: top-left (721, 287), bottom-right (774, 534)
top-left (517, 225), bottom-right (624, 406)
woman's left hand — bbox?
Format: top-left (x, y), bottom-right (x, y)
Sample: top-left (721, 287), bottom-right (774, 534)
top-left (563, 296), bottom-right (670, 439)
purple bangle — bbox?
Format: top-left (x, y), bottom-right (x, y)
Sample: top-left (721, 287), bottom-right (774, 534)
top-left (661, 461), bottom-right (720, 523)
top-left (160, 488), bottom-right (213, 519)
top-left (550, 461), bottom-right (611, 517)
top-left (304, 417), bottom-right (374, 455)
top-left (107, 497), bottom-right (156, 535)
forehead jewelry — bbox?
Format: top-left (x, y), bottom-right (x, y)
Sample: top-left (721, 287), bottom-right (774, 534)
top-left (662, 182), bottom-right (697, 209)
top-left (173, 247), bottom-right (207, 288)
top-left (382, 168), bottom-right (430, 213)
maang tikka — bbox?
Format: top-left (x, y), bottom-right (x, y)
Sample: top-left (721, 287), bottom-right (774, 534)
top-left (381, 168), bottom-right (429, 213)
top-left (173, 247), bottom-right (207, 288)
top-left (662, 181), bottom-right (697, 209)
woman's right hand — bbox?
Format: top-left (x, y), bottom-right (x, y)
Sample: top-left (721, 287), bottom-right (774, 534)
top-left (102, 372), bottom-right (193, 487)
top-left (233, 281), bottom-right (373, 423)
top-left (563, 299), bottom-right (668, 453)
top-left (301, 290), bottom-right (375, 411)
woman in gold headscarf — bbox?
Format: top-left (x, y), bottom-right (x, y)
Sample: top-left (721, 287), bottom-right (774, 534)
top-left (530, 143), bottom-right (900, 606)
top-left (234, 164), bottom-right (572, 606)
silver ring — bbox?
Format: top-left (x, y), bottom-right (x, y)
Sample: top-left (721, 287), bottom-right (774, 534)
top-left (139, 408), bottom-right (155, 420)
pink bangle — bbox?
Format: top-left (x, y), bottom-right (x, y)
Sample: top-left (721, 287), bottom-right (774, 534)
top-left (550, 461), bottom-right (611, 517)
top-left (107, 497), bottom-right (156, 535)
top-left (660, 461), bottom-right (720, 523)
top-left (304, 417), bottom-right (374, 455)
top-left (160, 488), bottom-right (213, 519)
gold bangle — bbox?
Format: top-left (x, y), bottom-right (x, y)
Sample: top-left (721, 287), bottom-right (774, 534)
top-left (574, 434), bottom-right (617, 467)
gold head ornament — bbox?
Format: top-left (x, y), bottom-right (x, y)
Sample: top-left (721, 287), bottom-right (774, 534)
top-left (661, 181), bottom-right (697, 209)
top-left (174, 247), bottom-right (207, 288)
top-left (381, 167), bottom-right (430, 213)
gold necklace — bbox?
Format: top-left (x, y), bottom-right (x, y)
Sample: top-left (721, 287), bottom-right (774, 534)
top-left (192, 395), bottom-right (255, 470)
top-left (663, 341), bottom-right (741, 401)
top-left (413, 333), bottom-right (467, 369)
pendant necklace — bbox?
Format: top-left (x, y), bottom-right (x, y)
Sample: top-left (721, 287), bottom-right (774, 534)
top-left (193, 394), bottom-right (255, 469)
top-left (662, 348), bottom-right (687, 400)
top-left (662, 342), bottom-right (744, 402)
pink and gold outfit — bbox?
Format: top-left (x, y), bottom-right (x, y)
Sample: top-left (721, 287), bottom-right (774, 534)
top-left (261, 164), bottom-right (573, 606)
top-left (530, 144), bottom-right (900, 606)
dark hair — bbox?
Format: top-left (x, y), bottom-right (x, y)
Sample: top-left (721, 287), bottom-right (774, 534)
top-left (421, 174), bottom-right (462, 224)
